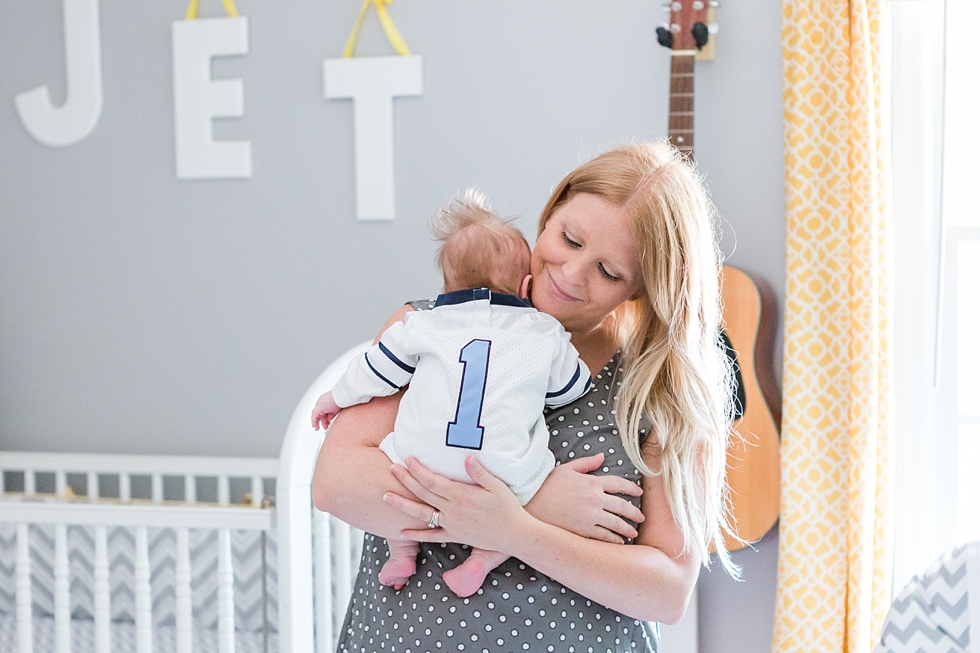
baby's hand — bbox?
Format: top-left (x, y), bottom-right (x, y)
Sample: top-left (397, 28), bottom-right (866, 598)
top-left (311, 392), bottom-right (342, 431)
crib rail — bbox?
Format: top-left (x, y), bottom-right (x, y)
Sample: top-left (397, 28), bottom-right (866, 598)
top-left (5, 500), bottom-right (273, 653)
top-left (277, 340), bottom-right (371, 653)
top-left (0, 451), bottom-right (278, 507)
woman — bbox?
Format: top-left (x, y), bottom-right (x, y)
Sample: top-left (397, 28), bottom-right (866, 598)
top-left (312, 141), bottom-right (737, 652)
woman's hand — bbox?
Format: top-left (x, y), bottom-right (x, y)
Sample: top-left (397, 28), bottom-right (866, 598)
top-left (383, 456), bottom-right (533, 553)
top-left (525, 453), bottom-right (644, 543)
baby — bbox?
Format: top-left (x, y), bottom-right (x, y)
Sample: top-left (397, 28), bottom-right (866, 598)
top-left (311, 192), bottom-right (592, 597)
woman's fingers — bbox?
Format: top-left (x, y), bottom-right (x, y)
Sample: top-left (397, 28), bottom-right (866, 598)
top-left (599, 507), bottom-right (640, 540)
top-left (463, 456), bottom-right (509, 493)
top-left (404, 457), bottom-right (462, 501)
top-left (603, 494), bottom-right (645, 524)
top-left (390, 461), bottom-right (445, 509)
top-left (400, 527), bottom-right (450, 542)
top-left (381, 491), bottom-right (437, 528)
top-left (599, 474), bottom-right (644, 499)
top-left (588, 526), bottom-right (627, 545)
top-left (566, 453), bottom-right (605, 474)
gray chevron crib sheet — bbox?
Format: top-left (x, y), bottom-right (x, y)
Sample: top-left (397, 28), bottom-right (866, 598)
top-left (0, 523), bottom-right (279, 651)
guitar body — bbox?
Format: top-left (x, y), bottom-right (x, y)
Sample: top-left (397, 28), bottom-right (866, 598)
top-left (719, 265), bottom-right (781, 550)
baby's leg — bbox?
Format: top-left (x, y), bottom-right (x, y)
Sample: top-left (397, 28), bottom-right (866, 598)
top-left (443, 548), bottom-right (509, 598)
top-left (379, 539), bottom-right (419, 590)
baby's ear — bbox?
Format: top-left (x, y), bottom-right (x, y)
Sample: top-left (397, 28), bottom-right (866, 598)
top-left (519, 274), bottom-right (532, 299)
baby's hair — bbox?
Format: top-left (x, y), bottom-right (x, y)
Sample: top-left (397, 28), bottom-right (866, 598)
top-left (430, 189), bottom-right (531, 296)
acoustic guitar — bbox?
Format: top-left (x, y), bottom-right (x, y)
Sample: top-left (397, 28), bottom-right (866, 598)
top-left (657, 3), bottom-right (782, 551)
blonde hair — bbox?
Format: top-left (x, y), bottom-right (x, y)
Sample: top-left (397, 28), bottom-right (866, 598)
top-left (431, 189), bottom-right (531, 296)
top-left (539, 143), bottom-right (739, 576)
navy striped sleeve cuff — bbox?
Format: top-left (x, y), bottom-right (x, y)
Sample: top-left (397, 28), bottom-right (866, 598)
top-left (545, 360), bottom-right (593, 407)
top-left (364, 339), bottom-right (417, 389)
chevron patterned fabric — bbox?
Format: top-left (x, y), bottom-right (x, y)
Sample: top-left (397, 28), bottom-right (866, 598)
top-left (0, 614), bottom-right (277, 653)
top-left (0, 523), bottom-right (278, 635)
top-left (875, 541), bottom-right (979, 653)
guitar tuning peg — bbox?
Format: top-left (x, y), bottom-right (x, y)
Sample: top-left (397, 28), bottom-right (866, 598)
top-left (691, 21), bottom-right (709, 48)
top-left (708, 22), bottom-right (719, 33)
top-left (661, 3), bottom-right (672, 11)
top-left (709, 1), bottom-right (720, 6)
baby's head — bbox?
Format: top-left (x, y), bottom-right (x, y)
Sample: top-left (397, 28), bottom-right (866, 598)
top-left (430, 190), bottom-right (532, 298)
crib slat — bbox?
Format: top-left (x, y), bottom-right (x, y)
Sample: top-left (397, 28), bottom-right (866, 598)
top-left (135, 526), bottom-right (152, 653)
top-left (88, 472), bottom-right (99, 501)
top-left (218, 474), bottom-right (230, 506)
top-left (251, 475), bottom-right (262, 507)
top-left (152, 473), bottom-right (163, 503)
top-left (25, 469), bottom-right (35, 496)
top-left (333, 517), bottom-right (353, 620)
top-left (17, 523), bottom-right (33, 653)
top-left (314, 510), bottom-right (333, 652)
top-left (55, 524), bottom-right (71, 653)
top-left (120, 474), bottom-right (131, 503)
top-left (176, 528), bottom-right (193, 653)
top-left (56, 470), bottom-right (67, 498)
top-left (185, 474), bottom-right (196, 503)
top-left (351, 526), bottom-right (364, 582)
top-left (94, 526), bottom-right (110, 653)
top-left (218, 528), bottom-right (236, 653)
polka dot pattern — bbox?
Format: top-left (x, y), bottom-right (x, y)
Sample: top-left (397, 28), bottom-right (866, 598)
top-left (337, 352), bottom-right (659, 652)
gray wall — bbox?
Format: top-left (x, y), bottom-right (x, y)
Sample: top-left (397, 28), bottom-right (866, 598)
top-left (0, 1), bottom-right (784, 650)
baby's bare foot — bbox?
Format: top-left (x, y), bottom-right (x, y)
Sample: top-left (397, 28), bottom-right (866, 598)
top-left (379, 555), bottom-right (417, 590)
top-left (444, 554), bottom-right (495, 598)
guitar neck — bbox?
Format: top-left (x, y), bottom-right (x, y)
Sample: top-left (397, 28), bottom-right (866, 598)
top-left (668, 52), bottom-right (696, 158)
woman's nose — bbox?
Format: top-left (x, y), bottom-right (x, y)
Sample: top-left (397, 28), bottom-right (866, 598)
top-left (562, 257), bottom-right (588, 286)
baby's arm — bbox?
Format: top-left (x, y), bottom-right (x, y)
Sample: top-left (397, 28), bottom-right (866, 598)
top-left (311, 391), bottom-right (342, 431)
top-left (544, 332), bottom-right (593, 408)
top-left (310, 319), bottom-right (419, 430)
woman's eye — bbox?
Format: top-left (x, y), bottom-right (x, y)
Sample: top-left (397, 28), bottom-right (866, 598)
top-left (598, 263), bottom-right (621, 282)
top-left (561, 231), bottom-right (582, 248)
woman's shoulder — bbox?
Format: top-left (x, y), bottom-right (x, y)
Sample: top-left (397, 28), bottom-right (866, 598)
top-left (406, 298), bottom-right (436, 311)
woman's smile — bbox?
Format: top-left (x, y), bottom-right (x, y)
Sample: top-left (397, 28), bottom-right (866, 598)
top-left (543, 266), bottom-right (581, 302)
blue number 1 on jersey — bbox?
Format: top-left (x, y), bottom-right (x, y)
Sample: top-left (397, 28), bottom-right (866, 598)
top-left (446, 339), bottom-right (491, 450)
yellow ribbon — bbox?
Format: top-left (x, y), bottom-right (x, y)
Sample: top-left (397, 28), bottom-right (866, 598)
top-left (343, 0), bottom-right (411, 58)
top-left (185, 0), bottom-right (240, 20)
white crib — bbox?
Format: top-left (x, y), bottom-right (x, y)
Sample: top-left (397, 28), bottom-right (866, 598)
top-left (0, 341), bottom-right (373, 653)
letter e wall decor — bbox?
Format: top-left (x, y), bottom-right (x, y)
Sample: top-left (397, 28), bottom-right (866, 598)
top-left (172, 16), bottom-right (251, 179)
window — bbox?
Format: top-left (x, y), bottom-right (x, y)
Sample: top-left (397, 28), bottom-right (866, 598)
top-left (892, 0), bottom-right (980, 591)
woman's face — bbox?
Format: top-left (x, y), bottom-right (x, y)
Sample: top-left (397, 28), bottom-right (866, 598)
top-left (530, 192), bottom-right (644, 334)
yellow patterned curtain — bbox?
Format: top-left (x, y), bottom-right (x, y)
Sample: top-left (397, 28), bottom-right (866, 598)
top-left (773, 0), bottom-right (894, 650)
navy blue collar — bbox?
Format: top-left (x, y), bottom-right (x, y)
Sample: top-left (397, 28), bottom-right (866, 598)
top-left (434, 287), bottom-right (532, 309)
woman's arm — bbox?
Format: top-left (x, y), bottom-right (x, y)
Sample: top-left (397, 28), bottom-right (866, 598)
top-left (311, 305), bottom-right (431, 540)
top-left (387, 452), bottom-right (700, 624)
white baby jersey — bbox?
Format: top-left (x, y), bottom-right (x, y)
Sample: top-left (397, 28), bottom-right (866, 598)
top-left (330, 288), bottom-right (593, 504)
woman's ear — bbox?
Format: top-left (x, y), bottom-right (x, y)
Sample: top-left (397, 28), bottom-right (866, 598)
top-left (519, 274), bottom-right (532, 299)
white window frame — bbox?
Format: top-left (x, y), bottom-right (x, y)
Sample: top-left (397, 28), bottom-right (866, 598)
top-left (891, 0), bottom-right (980, 592)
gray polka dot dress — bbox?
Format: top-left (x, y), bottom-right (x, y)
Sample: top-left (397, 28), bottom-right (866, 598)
top-left (337, 304), bottom-right (659, 652)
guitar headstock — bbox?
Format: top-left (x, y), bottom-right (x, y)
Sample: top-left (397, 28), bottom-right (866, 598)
top-left (656, 0), bottom-right (716, 52)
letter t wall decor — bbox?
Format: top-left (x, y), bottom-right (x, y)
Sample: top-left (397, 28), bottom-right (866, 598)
top-left (324, 0), bottom-right (422, 221)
